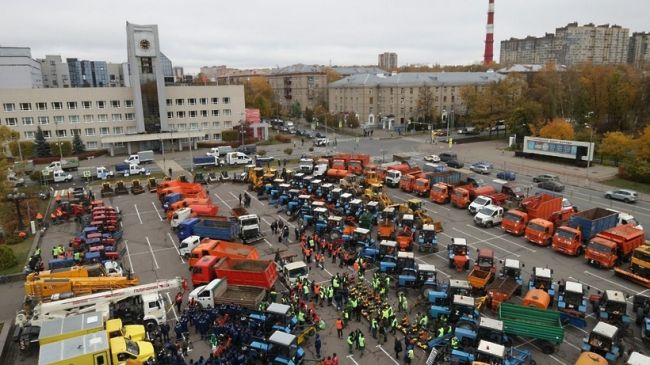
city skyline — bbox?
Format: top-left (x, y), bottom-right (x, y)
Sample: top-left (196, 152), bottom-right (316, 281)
top-left (1, 0), bottom-right (649, 73)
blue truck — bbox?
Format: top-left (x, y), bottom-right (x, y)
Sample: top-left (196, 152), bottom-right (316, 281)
top-left (177, 217), bottom-right (239, 241)
top-left (192, 156), bottom-right (221, 168)
top-left (568, 208), bottom-right (618, 242)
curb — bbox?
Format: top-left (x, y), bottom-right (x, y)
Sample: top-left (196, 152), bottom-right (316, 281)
top-left (0, 318), bottom-right (13, 364)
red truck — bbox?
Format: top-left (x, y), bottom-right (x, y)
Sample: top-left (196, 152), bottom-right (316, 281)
top-left (191, 257), bottom-right (278, 289)
top-left (585, 224), bottom-right (646, 268)
top-left (501, 194), bottom-right (562, 236)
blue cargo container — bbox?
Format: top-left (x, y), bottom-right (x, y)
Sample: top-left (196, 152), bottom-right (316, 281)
top-left (177, 217), bottom-right (200, 241)
top-left (568, 207), bottom-right (618, 242)
top-left (192, 218), bottom-right (239, 241)
top-left (193, 156), bottom-right (219, 167)
top-left (163, 192), bottom-right (183, 209)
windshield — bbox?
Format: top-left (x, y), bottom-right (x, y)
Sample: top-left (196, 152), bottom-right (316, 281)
top-left (431, 186), bottom-right (443, 193)
top-left (453, 191), bottom-right (464, 198)
top-left (605, 300), bottom-right (626, 314)
top-left (289, 267), bottom-right (308, 278)
top-left (627, 218), bottom-right (639, 226)
top-left (475, 197), bottom-right (489, 205)
top-left (478, 207), bottom-right (494, 216)
top-left (555, 229), bottom-right (575, 240)
top-left (125, 339), bottom-right (140, 355)
top-left (527, 223), bottom-right (545, 232)
top-left (503, 212), bottom-right (522, 222)
top-left (588, 242), bottom-right (612, 254)
top-left (416, 180), bottom-right (425, 187)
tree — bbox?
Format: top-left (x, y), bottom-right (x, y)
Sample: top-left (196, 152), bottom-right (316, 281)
top-left (324, 68), bottom-right (343, 83)
top-left (416, 86), bottom-right (436, 123)
top-left (283, 148), bottom-right (293, 156)
top-left (34, 126), bottom-right (51, 157)
top-left (289, 101), bottom-right (302, 118)
top-left (635, 125), bottom-right (650, 162)
top-left (304, 107), bottom-right (314, 123)
top-left (346, 113), bottom-right (360, 129)
top-left (243, 76), bottom-right (275, 117)
top-left (538, 118), bottom-right (575, 140)
top-left (599, 132), bottom-right (634, 165)
top-left (72, 133), bottom-right (85, 154)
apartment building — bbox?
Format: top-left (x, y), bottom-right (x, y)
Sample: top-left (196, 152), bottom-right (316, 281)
top-left (0, 22), bottom-right (244, 156)
top-left (328, 72), bottom-right (504, 126)
top-left (378, 52), bottom-right (398, 70)
top-left (267, 64), bottom-right (327, 113)
top-left (500, 23), bottom-right (630, 66)
top-left (628, 32), bottom-right (650, 69)
top-left (39, 55), bottom-right (71, 88)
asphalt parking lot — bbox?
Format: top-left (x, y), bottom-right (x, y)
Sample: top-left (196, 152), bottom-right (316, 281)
top-left (6, 168), bottom-right (650, 365)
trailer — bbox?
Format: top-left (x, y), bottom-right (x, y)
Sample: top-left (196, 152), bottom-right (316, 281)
top-left (192, 217), bottom-right (239, 241)
top-left (499, 303), bottom-right (564, 354)
top-left (192, 156), bottom-right (221, 168)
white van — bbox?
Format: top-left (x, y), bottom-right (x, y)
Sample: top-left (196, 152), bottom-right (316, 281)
top-left (207, 146), bottom-right (233, 157)
top-left (225, 152), bottom-right (253, 165)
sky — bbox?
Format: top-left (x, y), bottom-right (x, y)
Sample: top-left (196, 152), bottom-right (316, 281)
top-left (1, 0), bottom-right (648, 73)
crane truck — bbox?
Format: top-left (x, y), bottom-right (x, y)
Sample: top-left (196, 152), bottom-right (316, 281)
top-left (14, 278), bottom-right (184, 350)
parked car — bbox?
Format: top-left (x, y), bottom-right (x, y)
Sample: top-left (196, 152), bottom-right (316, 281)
top-left (496, 171), bottom-right (516, 181)
top-left (446, 160), bottom-right (464, 168)
top-left (439, 152), bottom-right (458, 162)
top-left (313, 138), bottom-right (329, 147)
top-left (538, 180), bottom-right (565, 192)
top-left (470, 163), bottom-right (492, 175)
top-left (424, 154), bottom-right (441, 162)
top-left (604, 189), bottom-right (638, 203)
top-left (533, 174), bottom-right (559, 183)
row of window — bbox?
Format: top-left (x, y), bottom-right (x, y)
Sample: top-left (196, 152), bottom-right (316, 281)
top-left (22, 127), bottom-right (136, 139)
top-left (168, 121), bottom-right (232, 130)
top-left (166, 97), bottom-right (230, 106)
top-left (167, 109), bottom-right (231, 119)
top-left (3, 100), bottom-right (134, 112)
top-left (3, 114), bottom-right (135, 126)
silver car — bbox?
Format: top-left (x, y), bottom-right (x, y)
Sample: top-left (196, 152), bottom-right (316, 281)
top-left (605, 189), bottom-right (638, 203)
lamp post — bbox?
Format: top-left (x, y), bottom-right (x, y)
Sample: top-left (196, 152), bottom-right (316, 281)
top-left (54, 120), bottom-right (63, 160)
top-left (7, 188), bottom-right (27, 231)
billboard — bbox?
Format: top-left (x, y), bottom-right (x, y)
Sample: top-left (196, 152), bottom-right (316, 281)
top-left (523, 136), bottom-right (594, 162)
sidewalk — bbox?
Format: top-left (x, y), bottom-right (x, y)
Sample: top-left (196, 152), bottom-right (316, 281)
top-left (155, 158), bottom-right (188, 178)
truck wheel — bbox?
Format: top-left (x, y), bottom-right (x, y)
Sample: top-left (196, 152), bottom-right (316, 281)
top-left (144, 320), bottom-right (157, 333)
top-left (540, 342), bottom-right (554, 354)
top-left (575, 247), bottom-right (583, 256)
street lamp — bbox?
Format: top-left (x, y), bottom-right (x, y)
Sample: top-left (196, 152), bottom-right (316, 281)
top-left (7, 188), bottom-right (27, 231)
top-left (54, 120), bottom-right (63, 160)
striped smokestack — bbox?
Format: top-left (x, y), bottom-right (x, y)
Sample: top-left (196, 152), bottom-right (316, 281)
top-left (484, 0), bottom-right (495, 64)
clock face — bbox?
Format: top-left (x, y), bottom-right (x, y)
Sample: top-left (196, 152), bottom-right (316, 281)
top-left (139, 39), bottom-right (151, 50)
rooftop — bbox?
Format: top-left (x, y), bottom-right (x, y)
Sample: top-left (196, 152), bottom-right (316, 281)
top-left (329, 71), bottom-right (504, 88)
top-left (270, 63), bottom-right (325, 75)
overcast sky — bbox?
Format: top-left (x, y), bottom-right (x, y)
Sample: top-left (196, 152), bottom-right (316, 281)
top-left (2, 0), bottom-right (648, 73)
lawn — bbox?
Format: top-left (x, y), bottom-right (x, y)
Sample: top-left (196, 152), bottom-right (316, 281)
top-left (602, 177), bottom-right (650, 195)
top-left (0, 236), bottom-right (32, 275)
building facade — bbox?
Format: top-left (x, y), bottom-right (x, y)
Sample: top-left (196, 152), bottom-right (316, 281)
top-left (328, 72), bottom-right (505, 126)
top-left (267, 64), bottom-right (327, 113)
top-left (500, 23), bottom-right (630, 66)
top-left (173, 67), bottom-right (184, 83)
top-left (0, 47), bottom-right (43, 89)
top-left (628, 32), bottom-right (650, 69)
top-left (0, 22), bottom-right (244, 156)
top-left (67, 59), bottom-right (110, 87)
top-left (39, 55), bottom-right (71, 88)
top-left (378, 52), bottom-right (398, 70)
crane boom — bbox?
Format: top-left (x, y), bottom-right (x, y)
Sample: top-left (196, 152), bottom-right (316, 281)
top-left (36, 277), bottom-right (182, 314)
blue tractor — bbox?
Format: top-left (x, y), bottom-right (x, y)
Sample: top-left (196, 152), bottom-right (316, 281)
top-left (557, 280), bottom-right (588, 328)
top-left (581, 321), bottom-right (624, 363)
top-left (248, 330), bottom-right (305, 365)
top-left (318, 182), bottom-right (333, 200)
top-left (416, 224), bottom-right (438, 253)
top-left (312, 206), bottom-right (329, 234)
top-left (290, 172), bottom-right (305, 189)
top-left (397, 263), bottom-right (438, 291)
top-left (590, 289), bottom-right (631, 329)
top-left (327, 187), bottom-right (341, 204)
top-left (427, 279), bottom-right (472, 308)
top-left (249, 303), bottom-right (298, 336)
top-left (632, 294), bottom-right (650, 344)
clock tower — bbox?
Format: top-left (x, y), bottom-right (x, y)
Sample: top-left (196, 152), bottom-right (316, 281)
top-left (126, 22), bottom-right (169, 133)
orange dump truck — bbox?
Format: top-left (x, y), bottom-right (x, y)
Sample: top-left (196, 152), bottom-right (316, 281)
top-left (188, 239), bottom-right (259, 267)
top-left (552, 208), bottom-right (619, 257)
top-left (157, 182), bottom-right (204, 201)
top-left (501, 194), bottom-right (562, 236)
top-left (585, 224), bottom-right (646, 269)
top-left (451, 185), bottom-right (495, 209)
top-left (431, 182), bottom-right (472, 204)
top-left (399, 172), bottom-right (423, 193)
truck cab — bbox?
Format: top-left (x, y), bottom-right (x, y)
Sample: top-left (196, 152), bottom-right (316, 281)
top-left (469, 195), bottom-right (493, 215)
top-left (429, 182), bottom-right (453, 204)
top-left (448, 237), bottom-right (470, 271)
top-left (298, 158), bottom-right (314, 174)
top-left (501, 209), bottom-right (528, 236)
top-left (557, 280), bottom-right (588, 328)
top-left (590, 289), bottom-right (630, 327)
top-left (552, 225), bottom-right (583, 256)
top-left (280, 261), bottom-right (309, 286)
top-left (581, 321), bottom-right (623, 362)
top-left (525, 218), bottom-right (554, 246)
top-left (179, 235), bottom-right (201, 258)
top-left (109, 336), bottom-right (155, 364)
top-left (585, 236), bottom-right (620, 268)
top-left (239, 214), bottom-right (262, 244)
top-left (190, 255), bottom-right (220, 286)
top-left (528, 267), bottom-right (556, 302)
top-left (451, 187), bottom-right (471, 209)
top-left (474, 205), bottom-right (504, 228)
top-left (105, 318), bottom-right (146, 341)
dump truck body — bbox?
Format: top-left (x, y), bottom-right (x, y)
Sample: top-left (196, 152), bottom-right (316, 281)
top-left (214, 258), bottom-right (278, 290)
top-left (189, 278), bottom-right (266, 310)
top-left (568, 208), bottom-right (619, 242)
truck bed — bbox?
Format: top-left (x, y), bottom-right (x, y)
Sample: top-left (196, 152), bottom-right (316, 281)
top-left (214, 258), bottom-right (278, 289)
top-left (213, 285), bottom-right (266, 309)
top-left (467, 268), bottom-right (493, 289)
top-left (499, 303), bottom-right (564, 343)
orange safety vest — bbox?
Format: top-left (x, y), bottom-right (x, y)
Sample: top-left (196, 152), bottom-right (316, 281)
top-left (336, 319), bottom-right (343, 329)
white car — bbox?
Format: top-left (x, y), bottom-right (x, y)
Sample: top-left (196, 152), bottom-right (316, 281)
top-left (424, 154), bottom-right (441, 162)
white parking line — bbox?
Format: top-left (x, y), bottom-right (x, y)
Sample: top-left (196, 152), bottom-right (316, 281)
top-left (563, 340), bottom-right (582, 351)
top-left (165, 292), bottom-right (179, 322)
top-left (228, 191), bottom-right (242, 205)
top-left (261, 217), bottom-right (271, 225)
top-left (415, 257), bottom-right (451, 278)
top-left (167, 232), bottom-right (185, 263)
top-left (584, 270), bottom-right (644, 294)
top-left (145, 236), bottom-right (160, 270)
top-left (242, 190), bottom-right (265, 206)
top-left (213, 193), bottom-right (232, 210)
top-left (151, 201), bottom-right (164, 221)
top-left (278, 215), bottom-right (295, 228)
top-left (123, 239), bottom-right (135, 274)
top-left (464, 224), bottom-right (537, 253)
top-left (448, 228), bottom-right (521, 258)
top-left (129, 247), bottom-right (177, 256)
top-left (134, 204), bottom-right (143, 224)
top-left (263, 238), bottom-right (273, 247)
top-left (346, 355), bottom-right (360, 365)
top-left (375, 345), bottom-right (400, 365)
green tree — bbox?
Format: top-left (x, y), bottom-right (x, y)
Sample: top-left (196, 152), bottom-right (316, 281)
top-left (599, 132), bottom-right (634, 165)
top-left (289, 101), bottom-right (302, 118)
top-left (34, 126), bottom-right (51, 157)
top-left (72, 134), bottom-right (85, 154)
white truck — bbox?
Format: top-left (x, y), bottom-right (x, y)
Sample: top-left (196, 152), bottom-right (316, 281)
top-left (179, 235), bottom-right (201, 258)
top-left (277, 260), bottom-right (309, 286)
top-left (79, 166), bottom-right (114, 180)
top-left (385, 170), bottom-right (402, 188)
top-left (313, 160), bottom-right (329, 177)
top-left (238, 214), bottom-right (263, 244)
top-left (299, 158), bottom-right (314, 174)
top-left (45, 157), bottom-right (79, 172)
top-left (189, 278), bottom-right (266, 310)
top-left (468, 195), bottom-right (502, 215)
top-left (225, 151), bottom-right (252, 165)
top-left (42, 169), bottom-right (73, 183)
top-left (124, 150), bottom-right (154, 165)
top-left (114, 163), bottom-right (147, 177)
top-left (207, 146), bottom-right (233, 157)
top-left (473, 205), bottom-right (504, 228)
top-left (171, 207), bottom-right (193, 229)
top-left (14, 277), bottom-right (183, 340)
